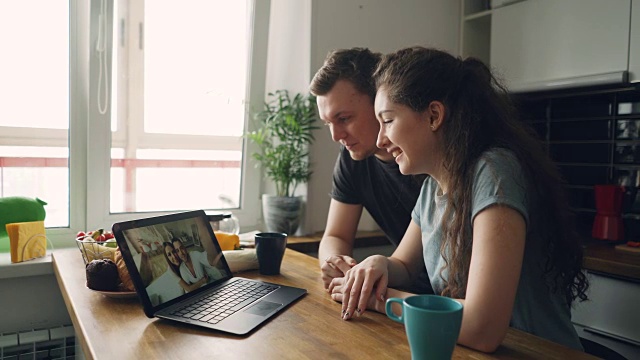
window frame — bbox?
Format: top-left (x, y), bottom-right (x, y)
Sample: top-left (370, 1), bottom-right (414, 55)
top-left (47, 0), bottom-right (269, 248)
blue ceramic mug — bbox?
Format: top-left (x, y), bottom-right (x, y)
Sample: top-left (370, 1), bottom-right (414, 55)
top-left (386, 295), bottom-right (463, 360)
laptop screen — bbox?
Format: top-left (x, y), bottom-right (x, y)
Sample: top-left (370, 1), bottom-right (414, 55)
top-left (114, 211), bottom-right (232, 311)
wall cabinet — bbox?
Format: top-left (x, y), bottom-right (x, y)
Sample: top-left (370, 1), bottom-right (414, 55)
top-left (516, 87), bottom-right (640, 240)
top-left (631, 0), bottom-right (640, 82)
top-left (461, 0), bottom-right (633, 92)
top-left (460, 0), bottom-right (493, 64)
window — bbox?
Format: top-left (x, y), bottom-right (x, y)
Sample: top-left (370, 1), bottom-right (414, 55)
top-left (0, 0), bottom-right (268, 248)
top-left (108, 0), bottom-right (247, 214)
top-left (0, 1), bottom-right (70, 228)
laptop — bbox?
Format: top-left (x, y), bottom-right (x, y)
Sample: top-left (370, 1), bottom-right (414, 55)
top-left (112, 209), bottom-right (306, 335)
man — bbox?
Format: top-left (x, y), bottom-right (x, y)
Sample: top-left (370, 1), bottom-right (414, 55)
top-left (173, 237), bottom-right (224, 291)
top-left (309, 48), bottom-right (430, 292)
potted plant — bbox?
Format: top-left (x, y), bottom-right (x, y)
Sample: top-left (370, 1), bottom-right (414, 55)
top-left (247, 89), bottom-right (320, 235)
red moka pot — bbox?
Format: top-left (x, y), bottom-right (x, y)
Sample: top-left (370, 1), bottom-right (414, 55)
top-left (592, 184), bottom-right (625, 241)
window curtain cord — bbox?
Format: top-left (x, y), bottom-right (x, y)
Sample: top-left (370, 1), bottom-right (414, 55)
top-left (96, 0), bottom-right (109, 115)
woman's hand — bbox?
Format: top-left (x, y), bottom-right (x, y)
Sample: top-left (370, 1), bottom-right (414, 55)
top-left (332, 255), bottom-right (389, 320)
top-left (328, 277), bottom-right (386, 314)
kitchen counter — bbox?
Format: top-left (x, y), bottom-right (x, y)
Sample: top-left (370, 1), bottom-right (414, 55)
top-left (582, 240), bottom-right (640, 282)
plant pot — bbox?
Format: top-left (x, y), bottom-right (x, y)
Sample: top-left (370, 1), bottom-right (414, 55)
top-left (261, 194), bottom-right (303, 235)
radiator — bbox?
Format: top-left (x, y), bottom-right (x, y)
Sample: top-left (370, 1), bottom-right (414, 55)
top-left (0, 324), bottom-right (78, 360)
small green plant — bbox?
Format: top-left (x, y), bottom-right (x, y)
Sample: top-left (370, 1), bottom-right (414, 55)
top-left (247, 90), bottom-right (320, 197)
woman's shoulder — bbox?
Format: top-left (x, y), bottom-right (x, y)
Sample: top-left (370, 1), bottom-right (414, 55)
top-left (479, 147), bottom-right (519, 165)
top-left (475, 148), bottom-right (523, 177)
top-left (416, 176), bottom-right (442, 207)
top-left (473, 148), bottom-right (528, 196)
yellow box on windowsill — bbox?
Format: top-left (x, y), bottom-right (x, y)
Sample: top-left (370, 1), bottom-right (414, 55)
top-left (6, 221), bottom-right (47, 263)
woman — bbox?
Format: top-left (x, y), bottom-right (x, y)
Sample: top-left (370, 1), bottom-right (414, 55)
top-left (173, 238), bottom-right (223, 290)
top-left (330, 47), bottom-right (589, 352)
top-left (163, 241), bottom-right (206, 293)
top-left (162, 241), bottom-right (181, 277)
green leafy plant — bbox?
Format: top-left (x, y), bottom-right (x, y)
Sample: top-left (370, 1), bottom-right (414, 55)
top-left (247, 90), bottom-right (320, 197)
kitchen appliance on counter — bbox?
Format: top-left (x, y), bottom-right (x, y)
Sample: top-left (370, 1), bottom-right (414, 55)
top-left (592, 184), bottom-right (625, 241)
top-left (206, 211), bottom-right (240, 235)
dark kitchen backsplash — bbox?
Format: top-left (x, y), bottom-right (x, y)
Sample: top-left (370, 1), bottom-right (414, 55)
top-left (514, 85), bottom-right (640, 241)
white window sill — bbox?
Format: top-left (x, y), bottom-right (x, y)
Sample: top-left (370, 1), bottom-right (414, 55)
top-left (0, 252), bottom-right (55, 280)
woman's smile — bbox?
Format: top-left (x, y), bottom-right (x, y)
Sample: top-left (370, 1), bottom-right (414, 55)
top-left (391, 149), bottom-right (403, 159)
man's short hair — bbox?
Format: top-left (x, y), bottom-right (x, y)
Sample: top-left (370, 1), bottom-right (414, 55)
top-left (309, 47), bottom-right (381, 101)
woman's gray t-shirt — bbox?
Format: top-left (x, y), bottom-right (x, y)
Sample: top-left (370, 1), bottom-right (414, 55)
top-left (412, 148), bottom-right (582, 350)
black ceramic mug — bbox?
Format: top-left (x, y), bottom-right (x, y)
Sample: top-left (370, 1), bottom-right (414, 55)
top-left (255, 232), bottom-right (287, 275)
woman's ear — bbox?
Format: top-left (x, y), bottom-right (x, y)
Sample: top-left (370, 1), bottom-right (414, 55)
top-left (427, 101), bottom-right (446, 131)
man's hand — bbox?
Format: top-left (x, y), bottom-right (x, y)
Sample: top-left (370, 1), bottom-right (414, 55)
top-left (321, 255), bottom-right (357, 289)
top-left (139, 251), bottom-right (153, 287)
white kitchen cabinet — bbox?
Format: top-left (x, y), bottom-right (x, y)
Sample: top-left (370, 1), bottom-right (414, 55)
top-left (572, 272), bottom-right (640, 359)
top-left (0, 274), bottom-right (71, 334)
top-left (460, 0), bottom-right (492, 65)
top-left (630, 0), bottom-right (640, 82)
top-left (490, 0), bottom-right (631, 92)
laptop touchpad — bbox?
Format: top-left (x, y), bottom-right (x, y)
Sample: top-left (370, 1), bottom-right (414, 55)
top-left (243, 301), bottom-right (282, 316)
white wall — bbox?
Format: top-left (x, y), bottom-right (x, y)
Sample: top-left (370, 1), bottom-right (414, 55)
top-left (265, 0), bottom-right (312, 95)
top-left (306, 0), bottom-right (461, 233)
top-left (263, 0), bottom-right (314, 235)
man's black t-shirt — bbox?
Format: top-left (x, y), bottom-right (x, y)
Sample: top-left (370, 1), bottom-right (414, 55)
top-left (330, 147), bottom-right (423, 246)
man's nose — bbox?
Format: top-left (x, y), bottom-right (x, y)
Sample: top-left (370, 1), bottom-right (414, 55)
top-left (330, 124), bottom-right (346, 143)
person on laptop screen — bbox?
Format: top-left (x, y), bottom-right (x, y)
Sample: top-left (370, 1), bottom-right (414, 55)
top-left (173, 237), bottom-right (224, 291)
top-left (122, 217), bottom-right (227, 305)
top-left (163, 241), bottom-right (205, 294)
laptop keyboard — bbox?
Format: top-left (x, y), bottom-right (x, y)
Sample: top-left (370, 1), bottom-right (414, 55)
top-left (171, 279), bottom-right (278, 324)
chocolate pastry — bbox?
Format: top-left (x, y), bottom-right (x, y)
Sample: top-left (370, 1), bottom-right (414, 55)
top-left (86, 259), bottom-right (120, 291)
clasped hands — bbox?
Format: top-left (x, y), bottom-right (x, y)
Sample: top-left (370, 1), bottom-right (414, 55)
top-left (322, 254), bottom-right (389, 320)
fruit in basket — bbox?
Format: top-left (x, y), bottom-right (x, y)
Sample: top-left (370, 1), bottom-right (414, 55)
top-left (76, 228), bottom-right (114, 242)
top-left (78, 237), bottom-right (117, 262)
top-left (86, 259), bottom-right (120, 291)
top-left (91, 229), bottom-right (105, 242)
top-left (76, 228), bottom-right (119, 261)
top-left (114, 247), bottom-right (135, 291)
top-left (85, 244), bottom-right (116, 262)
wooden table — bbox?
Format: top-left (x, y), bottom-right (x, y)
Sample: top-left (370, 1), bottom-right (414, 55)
top-left (52, 248), bottom-right (594, 359)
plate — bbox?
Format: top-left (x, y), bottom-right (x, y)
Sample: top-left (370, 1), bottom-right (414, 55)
top-left (87, 287), bottom-right (137, 299)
